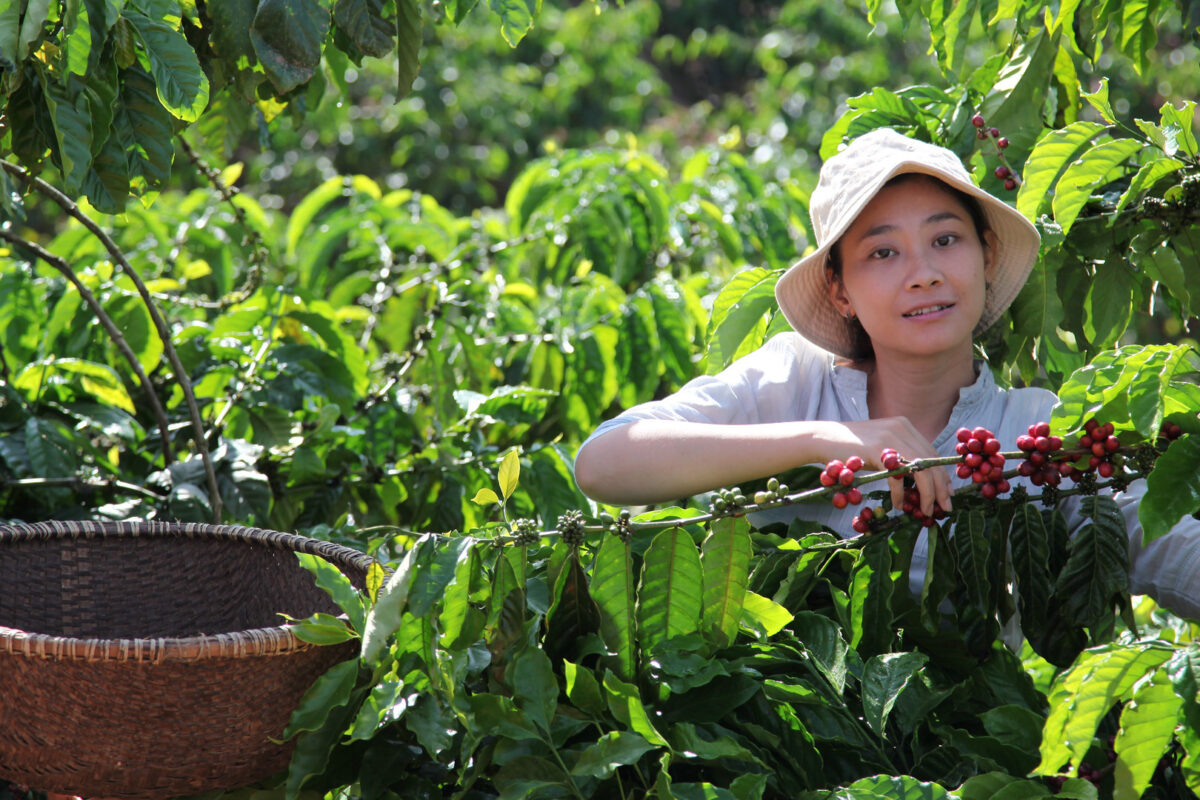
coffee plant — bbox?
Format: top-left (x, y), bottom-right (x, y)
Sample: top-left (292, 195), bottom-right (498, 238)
top-left (0, 0), bottom-right (1198, 799)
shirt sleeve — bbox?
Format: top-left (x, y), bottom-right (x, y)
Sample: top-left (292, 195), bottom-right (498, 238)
top-left (1118, 482), bottom-right (1200, 620)
top-left (578, 333), bottom-right (831, 453)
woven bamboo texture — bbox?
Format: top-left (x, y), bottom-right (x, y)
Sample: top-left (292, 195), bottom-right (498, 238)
top-left (0, 521), bottom-right (372, 800)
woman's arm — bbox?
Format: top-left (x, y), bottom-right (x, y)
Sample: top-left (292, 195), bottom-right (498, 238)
top-left (574, 416), bottom-right (954, 515)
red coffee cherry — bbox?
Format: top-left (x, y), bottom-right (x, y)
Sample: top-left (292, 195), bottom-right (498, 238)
top-left (1004, 178), bottom-right (1017, 191)
top-left (972, 113), bottom-right (986, 128)
top-left (994, 165), bottom-right (1010, 180)
top-left (997, 137), bottom-right (1009, 148)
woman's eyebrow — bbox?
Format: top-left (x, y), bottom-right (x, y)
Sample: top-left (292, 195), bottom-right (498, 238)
top-left (857, 210), bottom-right (966, 241)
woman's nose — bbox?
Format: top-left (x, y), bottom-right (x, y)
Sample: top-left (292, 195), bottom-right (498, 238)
top-left (907, 250), bottom-right (943, 288)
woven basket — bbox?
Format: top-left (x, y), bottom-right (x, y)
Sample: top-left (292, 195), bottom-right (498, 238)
top-left (0, 520), bottom-right (372, 800)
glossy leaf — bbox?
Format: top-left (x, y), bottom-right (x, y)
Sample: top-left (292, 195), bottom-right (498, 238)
top-left (861, 651), bottom-right (928, 737)
top-left (488, 0), bottom-right (536, 47)
top-left (251, 0), bottom-right (331, 94)
top-left (848, 537), bottom-right (893, 654)
top-left (953, 511), bottom-right (993, 617)
top-left (395, 0), bottom-right (421, 95)
top-left (510, 646), bottom-right (558, 737)
top-left (1009, 504), bottom-right (1052, 637)
top-left (848, 774), bottom-right (950, 799)
top-left (1055, 496), bottom-right (1129, 630)
top-left (602, 671), bottom-right (669, 747)
top-left (704, 267), bottom-right (781, 372)
top-left (282, 658), bottom-right (359, 739)
top-left (571, 731), bottom-right (657, 778)
top-left (296, 551), bottom-right (366, 632)
top-left (333, 0), bottom-right (392, 56)
top-left (361, 537), bottom-right (427, 662)
top-left (498, 447), bottom-right (520, 499)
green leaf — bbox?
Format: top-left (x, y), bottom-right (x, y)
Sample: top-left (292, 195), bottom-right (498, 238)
top-left (1037, 642), bottom-right (1173, 775)
top-left (472, 488), bottom-right (500, 505)
top-left (1055, 496), bottom-right (1129, 630)
top-left (700, 517), bottom-right (753, 650)
top-left (285, 697), bottom-right (358, 800)
top-left (739, 591), bottom-right (793, 638)
top-left (591, 532), bottom-right (638, 681)
top-left (1009, 504), bottom-right (1052, 638)
top-left (123, 10), bottom-right (210, 121)
top-left (572, 731), bottom-right (657, 778)
top-left (207, 0), bottom-right (256, 61)
top-left (1051, 138), bottom-right (1145, 233)
top-left (860, 651), bottom-right (928, 737)
top-left (17, 0), bottom-right (50, 59)
top-left (603, 671), bottom-right (669, 747)
top-left (1083, 262), bottom-right (1133, 349)
top-left (40, 73), bottom-right (94, 195)
top-left (637, 528), bottom-right (703, 655)
top-left (118, 66), bottom-right (175, 192)
top-left (394, 0), bottom-right (420, 96)
top-left (282, 658), bottom-right (358, 739)
top-left (953, 510), bottom-right (994, 617)
top-left (487, 0), bottom-right (535, 46)
top-left (1016, 121), bottom-right (1107, 221)
top-left (919, 522), bottom-right (954, 632)
top-left (1081, 78), bottom-right (1117, 124)
top-left (791, 611), bottom-right (849, 694)
top-left (1158, 100), bottom-right (1199, 157)
top-left (848, 774), bottom-right (951, 799)
top-left (704, 267), bottom-right (781, 372)
top-left (544, 548), bottom-right (601, 662)
top-left (509, 646), bottom-right (558, 737)
top-left (1116, 156), bottom-right (1185, 211)
top-left (286, 612), bottom-right (359, 644)
top-left (361, 537), bottom-right (427, 662)
top-left (1116, 0), bottom-right (1159, 74)
top-left (1141, 436), bottom-right (1200, 544)
top-left (978, 28), bottom-right (1059, 158)
top-left (498, 447), bottom-right (520, 500)
top-left (251, 0), bottom-right (331, 94)
top-left (1112, 662), bottom-right (1183, 800)
top-left (0, 0), bottom-right (19, 62)
top-left (564, 660), bottom-right (607, 716)
top-left (468, 693), bottom-right (540, 740)
top-left (1141, 238), bottom-right (1191, 318)
top-left (23, 417), bottom-right (75, 479)
top-left (296, 551), bottom-right (366, 632)
top-left (333, 0), bottom-right (391, 56)
top-left (848, 537), bottom-right (893, 654)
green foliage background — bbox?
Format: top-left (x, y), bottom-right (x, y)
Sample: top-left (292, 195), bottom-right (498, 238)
top-left (1, 0), bottom-right (1200, 798)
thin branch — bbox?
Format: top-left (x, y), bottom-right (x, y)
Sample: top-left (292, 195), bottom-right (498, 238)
top-left (0, 160), bottom-right (222, 522)
top-left (0, 228), bottom-right (175, 465)
top-left (177, 135), bottom-right (268, 307)
top-left (0, 475), bottom-right (164, 501)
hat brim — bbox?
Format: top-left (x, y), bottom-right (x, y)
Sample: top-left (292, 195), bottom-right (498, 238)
top-left (775, 161), bottom-right (1041, 359)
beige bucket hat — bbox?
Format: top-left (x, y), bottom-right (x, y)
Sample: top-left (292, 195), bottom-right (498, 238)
top-left (774, 127), bottom-right (1041, 358)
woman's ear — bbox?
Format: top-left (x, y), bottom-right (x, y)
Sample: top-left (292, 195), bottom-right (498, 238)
top-left (982, 229), bottom-right (999, 274)
top-left (826, 266), bottom-right (854, 318)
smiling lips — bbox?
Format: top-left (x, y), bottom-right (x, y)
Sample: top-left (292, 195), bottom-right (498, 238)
top-left (902, 303), bottom-right (955, 318)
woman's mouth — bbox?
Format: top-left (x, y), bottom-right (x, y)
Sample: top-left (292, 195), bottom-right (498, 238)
top-left (903, 303), bottom-right (954, 318)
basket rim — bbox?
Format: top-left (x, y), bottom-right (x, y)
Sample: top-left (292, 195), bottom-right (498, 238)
top-left (0, 520), bottom-right (372, 662)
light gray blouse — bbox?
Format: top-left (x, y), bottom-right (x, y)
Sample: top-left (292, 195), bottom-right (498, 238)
top-left (578, 332), bottom-right (1200, 621)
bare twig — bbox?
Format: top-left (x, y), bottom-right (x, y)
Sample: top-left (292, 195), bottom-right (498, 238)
top-left (0, 161), bottom-right (223, 522)
top-left (0, 475), bottom-right (164, 500)
top-left (177, 136), bottom-right (267, 307)
top-left (0, 229), bottom-right (174, 465)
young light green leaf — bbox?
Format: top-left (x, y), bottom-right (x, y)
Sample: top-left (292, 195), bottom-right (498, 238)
top-left (1158, 100), bottom-right (1199, 157)
top-left (704, 267), bottom-right (782, 372)
top-left (487, 0), bottom-right (536, 46)
top-left (498, 447), bottom-right (520, 500)
top-left (700, 516), bottom-right (753, 650)
top-left (285, 612), bottom-right (360, 645)
top-left (860, 651), bottom-right (928, 737)
top-left (637, 528), bottom-right (703, 655)
top-left (1116, 156), bottom-right (1185, 211)
top-left (1083, 262), bottom-right (1133, 349)
top-left (1112, 662), bottom-right (1183, 800)
top-left (1141, 436), bottom-right (1200, 544)
top-left (1080, 78), bottom-right (1117, 124)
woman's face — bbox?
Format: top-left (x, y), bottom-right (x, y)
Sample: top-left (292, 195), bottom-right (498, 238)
top-left (828, 175), bottom-right (994, 361)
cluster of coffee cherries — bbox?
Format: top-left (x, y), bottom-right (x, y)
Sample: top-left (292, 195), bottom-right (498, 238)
top-left (1015, 421), bottom-right (1073, 486)
top-left (851, 505), bottom-right (880, 534)
top-left (821, 456), bottom-right (864, 509)
top-left (955, 426), bottom-right (1011, 498)
top-left (971, 113), bottom-right (1018, 191)
top-left (900, 488), bottom-right (950, 527)
top-left (1079, 419), bottom-right (1121, 478)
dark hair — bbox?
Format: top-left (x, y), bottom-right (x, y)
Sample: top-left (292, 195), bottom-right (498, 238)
top-left (826, 173), bottom-right (991, 361)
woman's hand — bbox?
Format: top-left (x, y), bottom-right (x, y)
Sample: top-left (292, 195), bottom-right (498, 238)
top-left (808, 417), bottom-right (953, 518)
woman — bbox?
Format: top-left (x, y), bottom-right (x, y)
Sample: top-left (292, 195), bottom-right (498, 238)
top-left (574, 128), bottom-right (1200, 619)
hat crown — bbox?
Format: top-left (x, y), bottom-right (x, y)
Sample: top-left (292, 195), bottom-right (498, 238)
top-left (809, 129), bottom-right (972, 246)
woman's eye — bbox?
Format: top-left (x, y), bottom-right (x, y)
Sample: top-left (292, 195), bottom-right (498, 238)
top-left (870, 247), bottom-right (895, 259)
top-left (934, 234), bottom-right (958, 247)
